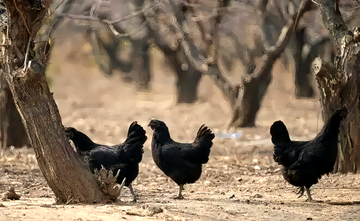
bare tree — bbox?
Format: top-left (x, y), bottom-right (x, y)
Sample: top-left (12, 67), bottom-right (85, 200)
top-left (313, 0), bottom-right (360, 173)
top-left (54, 0), bottom-right (207, 103)
top-left (51, 0), bottom-right (153, 91)
top-left (1, 0), bottom-right (123, 204)
top-left (165, 0), bottom-right (313, 127)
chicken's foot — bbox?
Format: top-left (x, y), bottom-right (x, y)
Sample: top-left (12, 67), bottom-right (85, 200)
top-left (128, 184), bottom-right (137, 203)
top-left (305, 187), bottom-right (314, 202)
top-left (173, 185), bottom-right (184, 199)
top-left (296, 186), bottom-right (305, 198)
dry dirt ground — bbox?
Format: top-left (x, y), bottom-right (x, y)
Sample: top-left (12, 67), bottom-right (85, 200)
top-left (1, 39), bottom-right (360, 221)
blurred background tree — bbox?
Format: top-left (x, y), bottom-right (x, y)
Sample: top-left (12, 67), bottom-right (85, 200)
top-left (1, 0), bottom-right (360, 174)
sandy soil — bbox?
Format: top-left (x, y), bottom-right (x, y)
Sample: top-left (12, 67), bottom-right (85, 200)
top-left (1, 39), bottom-right (360, 221)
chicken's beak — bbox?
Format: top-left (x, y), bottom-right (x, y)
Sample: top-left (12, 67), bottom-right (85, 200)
top-left (64, 128), bottom-right (74, 139)
top-left (148, 122), bottom-right (155, 130)
top-left (148, 119), bottom-right (157, 130)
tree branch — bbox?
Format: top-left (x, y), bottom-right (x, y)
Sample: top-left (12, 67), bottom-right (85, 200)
top-left (166, 0), bottom-right (209, 73)
top-left (12, 0), bottom-right (30, 35)
top-left (63, 0), bottom-right (160, 24)
top-left (209, 0), bottom-right (311, 105)
top-left (62, 0), bottom-right (160, 42)
top-left (317, 0), bottom-right (352, 60)
top-left (105, 20), bottom-right (149, 37)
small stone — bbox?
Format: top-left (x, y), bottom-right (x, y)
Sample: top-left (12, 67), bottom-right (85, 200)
top-left (253, 194), bottom-right (263, 198)
top-left (2, 187), bottom-right (20, 200)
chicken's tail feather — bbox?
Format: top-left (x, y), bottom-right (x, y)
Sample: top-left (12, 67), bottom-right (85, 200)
top-left (124, 121), bottom-right (148, 146)
top-left (121, 122), bottom-right (147, 163)
top-left (192, 124), bottom-right (215, 163)
top-left (195, 124), bottom-right (215, 143)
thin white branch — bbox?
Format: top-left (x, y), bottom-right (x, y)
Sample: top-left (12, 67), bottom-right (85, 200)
top-left (90, 0), bottom-right (102, 17)
top-left (106, 20), bottom-right (149, 37)
top-left (62, 0), bottom-right (160, 25)
top-left (23, 36), bottom-right (32, 71)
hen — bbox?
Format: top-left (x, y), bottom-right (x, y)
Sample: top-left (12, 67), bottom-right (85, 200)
top-left (65, 121), bottom-right (147, 202)
top-left (148, 119), bottom-right (215, 199)
top-left (270, 106), bottom-right (348, 201)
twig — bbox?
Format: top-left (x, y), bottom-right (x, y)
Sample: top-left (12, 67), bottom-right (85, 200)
top-left (293, 0), bottom-right (312, 31)
top-left (62, 0), bottom-right (160, 25)
top-left (118, 177), bottom-right (126, 195)
top-left (266, 0), bottom-right (311, 57)
top-left (104, 0), bottom-right (160, 24)
top-left (90, 0), bottom-right (102, 18)
top-left (210, 0), bottom-right (231, 64)
top-left (44, 0), bottom-right (67, 21)
top-left (12, 0), bottom-right (31, 35)
top-left (166, 0), bottom-right (208, 72)
top-left (23, 36), bottom-right (32, 71)
top-left (105, 20), bottom-right (149, 37)
top-left (45, 0), bottom-right (71, 40)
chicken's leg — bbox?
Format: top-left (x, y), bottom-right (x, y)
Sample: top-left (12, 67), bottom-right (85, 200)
top-left (296, 186), bottom-right (305, 198)
top-left (173, 185), bottom-right (184, 199)
top-left (128, 184), bottom-right (137, 202)
top-left (305, 187), bottom-right (313, 202)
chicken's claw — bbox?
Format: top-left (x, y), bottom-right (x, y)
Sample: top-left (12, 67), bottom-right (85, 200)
top-left (296, 186), bottom-right (305, 198)
top-left (173, 185), bottom-right (185, 200)
top-left (173, 195), bottom-right (184, 200)
top-left (128, 184), bottom-right (137, 203)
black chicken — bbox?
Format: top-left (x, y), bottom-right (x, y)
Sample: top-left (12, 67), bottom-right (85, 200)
top-left (65, 121), bottom-right (147, 202)
top-left (148, 119), bottom-right (215, 199)
top-left (270, 106), bottom-right (348, 201)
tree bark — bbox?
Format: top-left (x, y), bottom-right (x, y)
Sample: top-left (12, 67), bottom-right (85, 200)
top-left (295, 36), bottom-right (330, 99)
top-left (1, 0), bottom-right (113, 204)
top-left (314, 0), bottom-right (360, 173)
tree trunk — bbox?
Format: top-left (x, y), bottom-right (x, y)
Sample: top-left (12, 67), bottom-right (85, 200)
top-left (229, 71), bottom-right (272, 127)
top-left (295, 37), bottom-right (330, 99)
top-left (293, 28), bottom-right (315, 98)
top-left (132, 39), bottom-right (151, 91)
top-left (86, 29), bottom-right (151, 91)
top-left (1, 0), bottom-right (113, 204)
top-left (315, 0), bottom-right (360, 173)
top-left (175, 66), bottom-right (202, 104)
top-left (0, 75), bottom-right (30, 148)
top-left (159, 47), bottom-right (202, 104)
